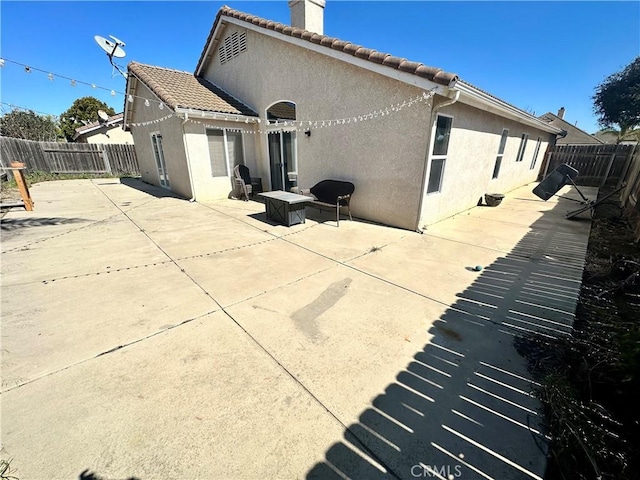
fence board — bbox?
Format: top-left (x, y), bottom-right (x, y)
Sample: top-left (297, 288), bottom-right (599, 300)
top-left (541, 143), bottom-right (634, 187)
top-left (0, 137), bottom-right (139, 175)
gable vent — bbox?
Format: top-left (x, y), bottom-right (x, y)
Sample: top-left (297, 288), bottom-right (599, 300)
top-left (219, 31), bottom-right (247, 65)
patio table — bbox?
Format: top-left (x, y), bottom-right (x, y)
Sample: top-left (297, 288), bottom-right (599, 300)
top-left (258, 191), bottom-right (310, 226)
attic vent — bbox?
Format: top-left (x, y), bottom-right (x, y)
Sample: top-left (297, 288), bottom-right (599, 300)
top-left (219, 31), bottom-right (247, 65)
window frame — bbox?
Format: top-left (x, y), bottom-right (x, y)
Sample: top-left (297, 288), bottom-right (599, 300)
top-left (530, 137), bottom-right (542, 170)
top-left (426, 113), bottom-right (453, 194)
top-left (205, 128), bottom-right (246, 178)
top-left (515, 133), bottom-right (529, 162)
top-left (492, 128), bottom-right (509, 179)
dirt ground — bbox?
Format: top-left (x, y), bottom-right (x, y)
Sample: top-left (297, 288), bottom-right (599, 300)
top-left (518, 188), bottom-right (640, 480)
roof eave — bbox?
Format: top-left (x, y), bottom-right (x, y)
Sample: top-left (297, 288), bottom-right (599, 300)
top-left (455, 81), bottom-right (563, 134)
top-left (174, 107), bottom-right (259, 122)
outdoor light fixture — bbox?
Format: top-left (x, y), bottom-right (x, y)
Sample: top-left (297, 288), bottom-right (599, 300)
top-left (24, 66), bottom-right (31, 73)
top-left (305, 129), bottom-right (311, 137)
top-left (48, 73), bottom-right (54, 81)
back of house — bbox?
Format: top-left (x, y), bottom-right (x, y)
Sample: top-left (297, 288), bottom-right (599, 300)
top-left (124, 1), bottom-right (561, 231)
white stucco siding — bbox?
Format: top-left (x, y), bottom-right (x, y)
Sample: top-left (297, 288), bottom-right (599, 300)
top-left (202, 25), bottom-right (434, 230)
top-left (182, 120), bottom-right (260, 201)
top-left (419, 100), bottom-right (554, 227)
top-left (128, 83), bottom-right (192, 199)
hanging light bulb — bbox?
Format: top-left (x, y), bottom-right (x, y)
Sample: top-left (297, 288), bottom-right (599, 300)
top-left (91, 84), bottom-right (97, 89)
top-left (25, 66), bottom-right (31, 73)
top-left (0, 59), bottom-right (5, 68)
top-left (111, 90), bottom-right (116, 96)
top-left (70, 79), bottom-right (76, 87)
top-left (144, 99), bottom-right (150, 107)
top-left (48, 73), bottom-right (54, 81)
top-left (127, 95), bottom-right (133, 103)
top-left (158, 102), bottom-right (164, 110)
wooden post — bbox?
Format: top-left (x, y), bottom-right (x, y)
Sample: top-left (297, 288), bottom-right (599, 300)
top-left (601, 153), bottom-right (616, 188)
top-left (9, 162), bottom-right (34, 211)
top-left (101, 146), bottom-right (112, 175)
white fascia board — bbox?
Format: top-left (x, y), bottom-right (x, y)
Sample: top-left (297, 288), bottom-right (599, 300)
top-left (174, 107), bottom-right (259, 123)
top-left (205, 17), bottom-right (450, 96)
top-left (455, 82), bottom-right (562, 134)
top-left (123, 75), bottom-right (137, 130)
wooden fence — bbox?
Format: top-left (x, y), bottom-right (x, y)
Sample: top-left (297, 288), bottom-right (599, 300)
top-left (0, 137), bottom-right (139, 175)
top-left (540, 143), bottom-right (636, 187)
top-left (620, 146), bottom-right (640, 241)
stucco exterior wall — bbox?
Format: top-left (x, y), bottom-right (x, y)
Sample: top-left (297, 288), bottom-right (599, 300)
top-left (182, 119), bottom-right (260, 201)
top-left (419, 100), bottom-right (555, 227)
top-left (202, 25), bottom-right (434, 230)
top-left (128, 83), bottom-right (192, 199)
top-left (78, 126), bottom-right (133, 144)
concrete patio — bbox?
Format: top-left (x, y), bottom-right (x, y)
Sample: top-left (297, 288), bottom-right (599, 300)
top-left (1, 178), bottom-right (595, 479)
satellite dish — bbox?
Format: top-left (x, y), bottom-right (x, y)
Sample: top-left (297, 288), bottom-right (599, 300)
top-left (94, 35), bottom-right (126, 58)
top-left (94, 34), bottom-right (128, 79)
top-left (109, 35), bottom-right (126, 47)
top-left (97, 110), bottom-right (110, 123)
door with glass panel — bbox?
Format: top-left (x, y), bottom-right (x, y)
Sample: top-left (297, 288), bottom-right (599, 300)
top-left (151, 133), bottom-right (170, 188)
top-left (268, 131), bottom-right (297, 191)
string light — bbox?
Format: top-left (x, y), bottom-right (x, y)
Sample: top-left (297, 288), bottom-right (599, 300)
top-left (0, 57), bottom-right (435, 136)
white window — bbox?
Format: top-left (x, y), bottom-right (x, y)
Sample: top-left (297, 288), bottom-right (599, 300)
top-left (530, 137), bottom-right (542, 170)
top-left (206, 129), bottom-right (245, 177)
top-left (515, 133), bottom-right (529, 162)
top-left (151, 132), bottom-right (169, 188)
top-left (427, 114), bottom-right (452, 194)
top-left (493, 129), bottom-right (509, 179)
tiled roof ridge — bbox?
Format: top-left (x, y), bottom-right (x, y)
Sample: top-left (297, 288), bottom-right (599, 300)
top-left (196, 5), bottom-right (458, 87)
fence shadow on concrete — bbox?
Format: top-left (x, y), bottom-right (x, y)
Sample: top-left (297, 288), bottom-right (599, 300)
top-left (0, 216), bottom-right (87, 232)
top-left (307, 197), bottom-right (589, 480)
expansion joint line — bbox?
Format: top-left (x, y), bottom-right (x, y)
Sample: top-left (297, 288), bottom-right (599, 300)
top-left (92, 185), bottom-right (402, 478)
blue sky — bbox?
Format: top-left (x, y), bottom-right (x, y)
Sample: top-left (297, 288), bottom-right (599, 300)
top-left (1, 1), bottom-right (638, 133)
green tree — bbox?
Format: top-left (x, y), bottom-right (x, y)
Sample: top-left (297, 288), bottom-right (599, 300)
top-left (0, 109), bottom-right (59, 141)
top-left (59, 97), bottom-right (116, 141)
top-left (593, 57), bottom-right (640, 143)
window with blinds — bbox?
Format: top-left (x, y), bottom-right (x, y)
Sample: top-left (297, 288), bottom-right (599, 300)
top-left (206, 129), bottom-right (245, 177)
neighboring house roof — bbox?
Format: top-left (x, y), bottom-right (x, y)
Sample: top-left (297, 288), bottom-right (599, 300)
top-left (73, 113), bottom-right (124, 140)
top-left (194, 6), bottom-right (561, 134)
top-left (195, 6), bottom-right (458, 87)
top-left (127, 62), bottom-right (258, 116)
top-left (267, 102), bottom-right (296, 120)
top-left (593, 130), bottom-right (639, 145)
top-left (539, 112), bottom-right (603, 144)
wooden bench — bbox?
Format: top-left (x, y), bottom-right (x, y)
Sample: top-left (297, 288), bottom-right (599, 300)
top-left (300, 179), bottom-right (355, 226)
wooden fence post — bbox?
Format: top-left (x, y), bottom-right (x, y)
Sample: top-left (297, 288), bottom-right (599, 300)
top-left (9, 162), bottom-right (34, 211)
top-left (601, 153), bottom-right (616, 188)
top-left (101, 146), bottom-right (112, 175)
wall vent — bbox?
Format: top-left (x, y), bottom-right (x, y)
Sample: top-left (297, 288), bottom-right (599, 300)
top-left (219, 31), bottom-right (247, 65)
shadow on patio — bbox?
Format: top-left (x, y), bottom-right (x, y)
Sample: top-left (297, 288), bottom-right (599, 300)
top-left (0, 216), bottom-right (87, 232)
top-left (307, 194), bottom-right (590, 480)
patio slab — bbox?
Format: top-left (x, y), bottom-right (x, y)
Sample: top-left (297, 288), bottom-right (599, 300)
top-left (0, 178), bottom-right (596, 479)
top-left (1, 312), bottom-right (345, 480)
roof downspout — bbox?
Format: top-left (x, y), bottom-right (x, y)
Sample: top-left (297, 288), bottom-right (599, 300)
top-left (415, 89), bottom-right (460, 233)
top-left (181, 114), bottom-right (196, 202)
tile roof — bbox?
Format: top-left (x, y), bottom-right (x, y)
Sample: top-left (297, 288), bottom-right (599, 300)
top-left (195, 6), bottom-right (458, 87)
top-left (127, 62), bottom-right (257, 116)
top-left (74, 112), bottom-right (124, 135)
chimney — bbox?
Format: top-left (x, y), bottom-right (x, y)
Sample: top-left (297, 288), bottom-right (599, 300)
top-left (557, 107), bottom-right (565, 119)
top-left (288, 0), bottom-right (326, 35)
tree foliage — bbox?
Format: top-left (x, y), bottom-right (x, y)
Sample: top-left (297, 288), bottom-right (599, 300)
top-left (59, 97), bottom-right (116, 141)
top-left (0, 109), bottom-right (59, 141)
top-left (593, 57), bottom-right (640, 138)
